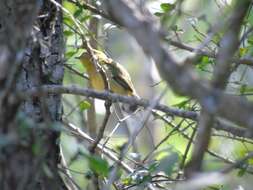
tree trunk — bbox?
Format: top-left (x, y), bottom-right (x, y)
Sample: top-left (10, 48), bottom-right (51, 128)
top-left (0, 0), bottom-right (66, 189)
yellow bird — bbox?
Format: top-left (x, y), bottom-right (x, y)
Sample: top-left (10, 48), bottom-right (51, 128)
top-left (79, 50), bottom-right (107, 91)
top-left (80, 49), bottom-right (139, 98)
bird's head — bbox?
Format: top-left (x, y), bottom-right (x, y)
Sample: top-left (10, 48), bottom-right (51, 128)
top-left (79, 49), bottom-right (113, 68)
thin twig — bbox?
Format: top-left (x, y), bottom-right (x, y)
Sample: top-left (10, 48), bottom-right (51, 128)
top-left (104, 0), bottom-right (253, 132)
top-left (59, 145), bottom-right (81, 190)
top-left (67, 0), bottom-right (119, 25)
top-left (155, 112), bottom-right (253, 174)
top-left (221, 152), bottom-right (253, 173)
top-left (66, 0), bottom-right (253, 67)
top-left (179, 123), bottom-right (197, 171)
top-left (64, 64), bottom-right (89, 80)
top-left (142, 118), bottom-right (186, 163)
top-left (169, 40), bottom-right (253, 66)
top-left (89, 100), bottom-right (112, 153)
top-left (187, 0), bottom-right (251, 174)
top-left (62, 120), bottom-right (134, 173)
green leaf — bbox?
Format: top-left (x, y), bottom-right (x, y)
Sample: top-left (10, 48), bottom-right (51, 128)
top-left (160, 3), bottom-right (175, 12)
top-left (201, 56), bottom-right (209, 64)
top-left (74, 9), bottom-right (83, 18)
top-left (87, 155), bottom-right (109, 177)
top-left (63, 16), bottom-right (74, 26)
top-left (79, 101), bottom-right (91, 111)
top-left (173, 99), bottom-right (190, 108)
top-left (65, 51), bottom-right (76, 59)
top-left (196, 56), bottom-right (212, 71)
top-left (239, 47), bottom-right (248, 57)
top-left (122, 177), bottom-right (132, 185)
top-left (64, 30), bottom-right (74, 37)
top-left (80, 15), bottom-right (92, 22)
top-left (247, 36), bottom-right (253, 45)
top-left (147, 161), bottom-right (159, 173)
top-left (249, 157), bottom-right (253, 165)
top-left (240, 85), bottom-right (253, 94)
top-left (154, 12), bottom-right (164, 17)
top-left (237, 165), bottom-right (248, 177)
top-left (171, 25), bottom-right (178, 31)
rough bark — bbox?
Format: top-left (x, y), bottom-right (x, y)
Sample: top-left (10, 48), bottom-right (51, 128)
top-left (0, 0), bottom-right (66, 189)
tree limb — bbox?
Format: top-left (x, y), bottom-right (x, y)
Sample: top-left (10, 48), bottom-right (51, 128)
top-left (21, 85), bottom-right (250, 139)
top-left (104, 0), bottom-right (253, 132)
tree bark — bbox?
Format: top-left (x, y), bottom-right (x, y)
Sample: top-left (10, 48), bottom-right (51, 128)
top-left (0, 0), bottom-right (66, 189)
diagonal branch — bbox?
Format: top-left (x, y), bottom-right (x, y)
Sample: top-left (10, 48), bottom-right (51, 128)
top-left (187, 0), bottom-right (251, 174)
top-left (66, 0), bottom-right (253, 67)
top-left (103, 0), bottom-right (253, 132)
top-left (63, 120), bottom-right (134, 173)
top-left (169, 40), bottom-right (253, 66)
top-left (89, 100), bottom-right (112, 153)
top-left (212, 1), bottom-right (251, 88)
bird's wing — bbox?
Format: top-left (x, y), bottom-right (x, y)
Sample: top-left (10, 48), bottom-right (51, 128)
top-left (109, 62), bottom-right (135, 94)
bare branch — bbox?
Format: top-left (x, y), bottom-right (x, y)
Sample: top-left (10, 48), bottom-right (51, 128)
top-left (221, 152), bottom-right (253, 174)
top-left (155, 112), bottom-right (253, 174)
top-left (21, 85), bottom-right (251, 139)
top-left (89, 100), bottom-right (112, 153)
top-left (169, 40), bottom-right (253, 66)
top-left (212, 1), bottom-right (251, 88)
top-left (103, 0), bottom-right (253, 132)
top-left (66, 0), bottom-right (253, 67)
top-left (63, 120), bottom-right (134, 173)
top-left (23, 84), bottom-right (197, 119)
top-left (187, 0), bottom-right (251, 174)
top-left (67, 0), bottom-right (118, 25)
top-left (21, 85), bottom-right (251, 138)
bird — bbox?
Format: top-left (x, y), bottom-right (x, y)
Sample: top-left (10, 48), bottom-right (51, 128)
top-left (79, 49), bottom-right (139, 98)
top-left (79, 49), bottom-right (107, 91)
top-left (79, 49), bottom-right (139, 112)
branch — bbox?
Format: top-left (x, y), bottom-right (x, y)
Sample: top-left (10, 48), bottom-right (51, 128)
top-left (63, 120), bottom-right (134, 173)
top-left (23, 84), bottom-right (197, 119)
top-left (67, 0), bottom-right (119, 25)
top-left (221, 152), bottom-right (253, 174)
top-left (212, 1), bottom-right (250, 88)
top-left (154, 112), bottom-right (253, 174)
top-left (21, 85), bottom-right (250, 139)
top-left (89, 100), bottom-right (112, 153)
top-left (104, 0), bottom-right (253, 132)
top-left (169, 40), bottom-right (253, 66)
top-left (66, 0), bottom-right (253, 67)
top-left (187, 0), bottom-right (251, 174)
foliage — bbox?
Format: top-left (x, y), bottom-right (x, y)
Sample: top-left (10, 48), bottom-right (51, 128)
top-left (59, 0), bottom-right (253, 189)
